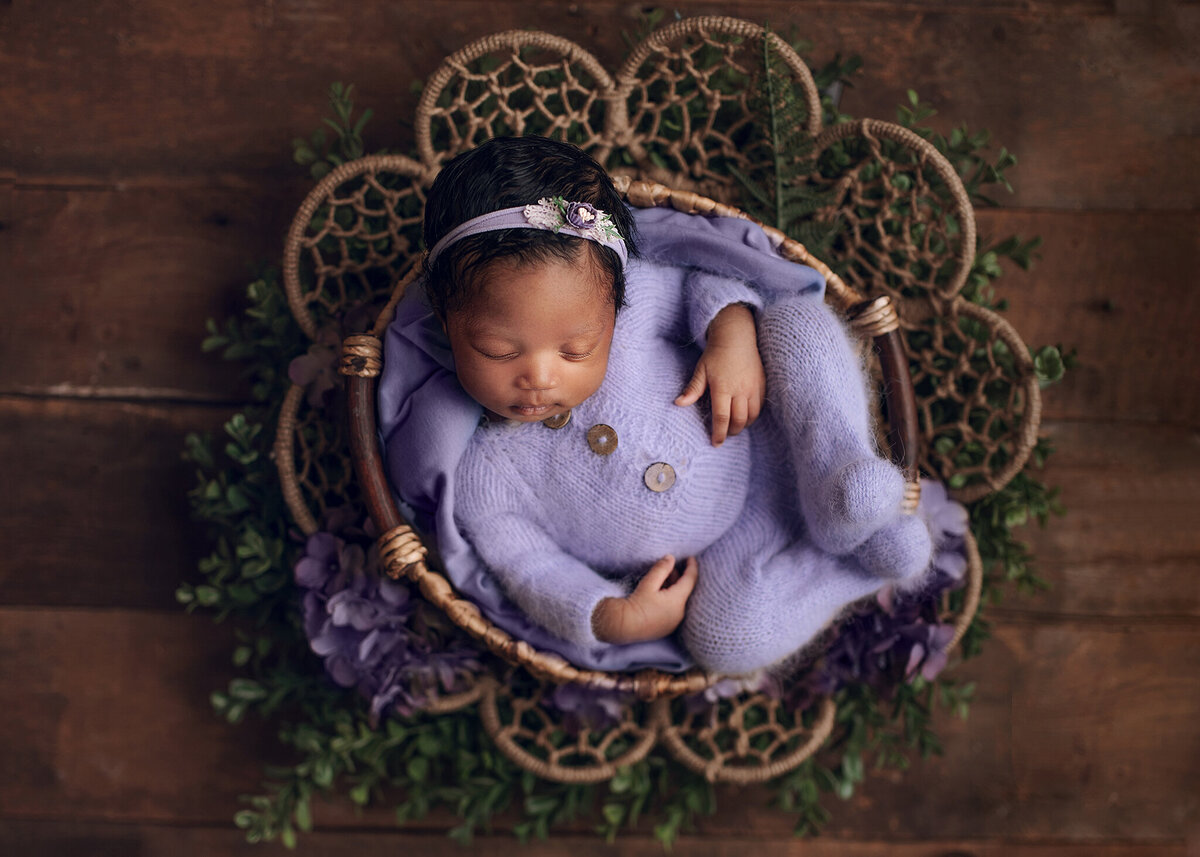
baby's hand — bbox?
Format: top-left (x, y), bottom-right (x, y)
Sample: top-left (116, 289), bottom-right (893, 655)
top-left (675, 304), bottom-right (766, 446)
top-left (592, 555), bottom-right (698, 645)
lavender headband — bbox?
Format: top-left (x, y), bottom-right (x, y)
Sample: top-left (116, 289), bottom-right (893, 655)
top-left (425, 196), bottom-right (628, 267)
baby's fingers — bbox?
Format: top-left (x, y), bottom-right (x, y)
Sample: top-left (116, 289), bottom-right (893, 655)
top-left (675, 364), bottom-right (708, 407)
top-left (669, 556), bottom-right (698, 601)
top-left (747, 394), bottom-right (762, 427)
top-left (710, 392), bottom-right (732, 446)
top-left (727, 396), bottom-right (749, 437)
top-left (638, 555), bottom-right (677, 592)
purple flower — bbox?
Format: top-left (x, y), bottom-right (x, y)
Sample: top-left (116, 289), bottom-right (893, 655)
top-left (545, 683), bottom-right (631, 732)
top-left (321, 503), bottom-right (368, 539)
top-left (920, 480), bottom-right (968, 536)
top-left (786, 487), bottom-right (972, 710)
top-left (328, 588), bottom-right (394, 631)
top-left (682, 672), bottom-right (773, 716)
top-left (919, 479), bottom-right (970, 582)
top-left (294, 532), bottom-right (364, 591)
top-left (903, 623), bottom-right (957, 682)
top-left (565, 202), bottom-right (598, 229)
top-left (287, 330), bottom-right (341, 408)
top-left (294, 528), bottom-right (483, 723)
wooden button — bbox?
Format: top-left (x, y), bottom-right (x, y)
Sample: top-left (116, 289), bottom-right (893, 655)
top-left (586, 424), bottom-right (618, 455)
top-left (542, 410), bottom-right (571, 429)
top-left (643, 462), bottom-right (676, 492)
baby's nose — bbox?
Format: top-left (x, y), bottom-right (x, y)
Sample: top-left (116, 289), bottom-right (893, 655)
top-left (516, 358), bottom-right (556, 390)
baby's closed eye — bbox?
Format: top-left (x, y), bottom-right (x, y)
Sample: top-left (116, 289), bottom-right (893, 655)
top-left (475, 347), bottom-right (519, 361)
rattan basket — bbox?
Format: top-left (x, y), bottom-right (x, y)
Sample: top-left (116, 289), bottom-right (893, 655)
top-left (275, 16), bottom-right (1039, 783)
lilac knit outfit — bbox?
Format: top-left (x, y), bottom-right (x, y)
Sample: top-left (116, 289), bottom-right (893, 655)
top-left (380, 208), bottom-right (933, 676)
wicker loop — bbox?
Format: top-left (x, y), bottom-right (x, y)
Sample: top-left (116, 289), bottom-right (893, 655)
top-left (416, 29), bottom-right (616, 170)
top-left (419, 679), bottom-right (487, 715)
top-left (848, 296), bottom-right (901, 338)
top-left (902, 480), bottom-right (922, 514)
top-left (947, 531), bottom-right (984, 653)
top-left (339, 334), bottom-right (384, 378)
top-left (281, 153), bottom-right (428, 341)
top-left (378, 524), bottom-right (427, 578)
top-left (273, 383), bottom-right (319, 536)
top-left (652, 694), bottom-right (836, 784)
top-left (478, 677), bottom-right (660, 784)
top-left (814, 119), bottom-right (976, 301)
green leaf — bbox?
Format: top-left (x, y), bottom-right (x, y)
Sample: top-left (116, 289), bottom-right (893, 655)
top-left (610, 766), bottom-right (634, 794)
top-left (1034, 345), bottom-right (1066, 387)
top-left (602, 802), bottom-right (625, 825)
top-left (294, 797), bottom-right (313, 832)
top-left (524, 794), bottom-right (559, 815)
top-left (312, 757), bottom-right (334, 788)
top-left (416, 731), bottom-right (441, 756)
top-left (448, 823), bottom-right (474, 846)
top-left (228, 678), bottom-right (268, 702)
top-left (194, 585), bottom-right (220, 606)
top-left (406, 756), bottom-right (429, 782)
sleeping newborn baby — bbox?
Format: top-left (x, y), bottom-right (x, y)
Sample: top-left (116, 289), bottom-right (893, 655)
top-left (380, 136), bottom-right (932, 675)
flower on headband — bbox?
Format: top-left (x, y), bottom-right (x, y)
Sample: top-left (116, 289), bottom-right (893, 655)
top-left (523, 196), bottom-right (621, 243)
top-left (564, 202), bottom-right (597, 228)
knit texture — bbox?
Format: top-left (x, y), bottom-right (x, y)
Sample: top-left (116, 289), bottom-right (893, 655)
top-left (453, 258), bottom-right (933, 673)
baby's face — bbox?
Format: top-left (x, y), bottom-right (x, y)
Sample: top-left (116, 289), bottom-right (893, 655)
top-left (445, 253), bottom-right (616, 422)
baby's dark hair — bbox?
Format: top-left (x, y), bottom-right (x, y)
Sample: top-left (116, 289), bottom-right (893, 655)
top-left (422, 136), bottom-right (637, 319)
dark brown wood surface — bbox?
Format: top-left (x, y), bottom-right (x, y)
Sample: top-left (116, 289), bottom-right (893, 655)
top-left (1, 1), bottom-right (1196, 854)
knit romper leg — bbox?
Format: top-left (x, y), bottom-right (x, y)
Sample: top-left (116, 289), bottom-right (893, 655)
top-left (681, 443), bottom-right (884, 675)
top-left (756, 297), bottom-right (932, 577)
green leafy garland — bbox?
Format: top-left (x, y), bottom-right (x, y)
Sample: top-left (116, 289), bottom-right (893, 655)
top-left (180, 39), bottom-right (1071, 849)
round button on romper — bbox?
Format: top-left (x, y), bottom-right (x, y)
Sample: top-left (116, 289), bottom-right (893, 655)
top-left (586, 424), bottom-right (618, 456)
top-left (643, 462), bottom-right (676, 492)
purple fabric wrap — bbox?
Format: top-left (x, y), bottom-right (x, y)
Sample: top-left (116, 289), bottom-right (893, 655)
top-left (378, 207), bottom-right (826, 672)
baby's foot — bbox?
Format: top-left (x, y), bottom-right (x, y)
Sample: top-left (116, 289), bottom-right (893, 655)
top-left (854, 513), bottom-right (933, 582)
top-left (805, 457), bottom-right (904, 555)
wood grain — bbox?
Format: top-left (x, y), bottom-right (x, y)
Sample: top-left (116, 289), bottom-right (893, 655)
top-left (1009, 420), bottom-right (1200, 619)
top-left (0, 819), bottom-right (1190, 856)
top-left (4, 181), bottom-right (1195, 421)
top-left (0, 396), bottom-right (233, 609)
top-left (0, 1), bottom-right (1195, 210)
top-left (0, 1), bottom-right (1195, 852)
top-left (0, 182), bottom-right (303, 401)
top-left (1, 608), bottom-right (1195, 839)
top-left (4, 398), bottom-right (1195, 619)
top-left (0, 609), bottom-right (281, 824)
top-left (974, 209), bottom-right (1200, 425)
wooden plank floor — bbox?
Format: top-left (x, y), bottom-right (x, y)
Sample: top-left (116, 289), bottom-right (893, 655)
top-left (2, 1), bottom-right (1197, 853)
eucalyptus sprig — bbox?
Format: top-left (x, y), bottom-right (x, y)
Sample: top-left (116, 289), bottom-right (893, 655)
top-left (293, 82), bottom-right (375, 180)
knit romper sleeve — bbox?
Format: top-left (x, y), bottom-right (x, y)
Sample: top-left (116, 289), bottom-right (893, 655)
top-left (453, 438), bottom-right (629, 648)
